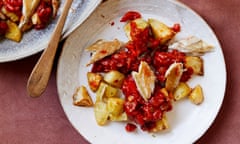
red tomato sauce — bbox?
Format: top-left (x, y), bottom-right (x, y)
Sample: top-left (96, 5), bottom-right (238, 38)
top-left (125, 123), bottom-right (137, 132)
top-left (153, 49), bottom-right (191, 83)
top-left (172, 23), bottom-right (181, 33)
top-left (0, 21), bottom-right (8, 35)
top-left (4, 0), bottom-right (22, 15)
top-left (0, 0), bottom-right (4, 8)
top-left (120, 11), bottom-right (142, 22)
top-left (122, 76), bottom-right (172, 131)
top-left (91, 12), bottom-right (194, 132)
top-left (35, 1), bottom-right (53, 29)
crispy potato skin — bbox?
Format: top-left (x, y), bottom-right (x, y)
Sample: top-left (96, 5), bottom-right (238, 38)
top-left (104, 70), bottom-right (125, 88)
top-left (94, 101), bottom-right (109, 125)
top-left (5, 20), bottom-right (22, 42)
top-left (185, 56), bottom-right (204, 75)
top-left (173, 82), bottom-right (191, 101)
top-left (148, 18), bottom-right (175, 44)
top-left (72, 86), bottom-right (93, 107)
top-left (189, 85), bottom-right (204, 105)
top-left (87, 72), bottom-right (103, 92)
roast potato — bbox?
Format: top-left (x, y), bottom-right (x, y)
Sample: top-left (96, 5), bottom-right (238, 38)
top-left (148, 18), bottom-right (175, 44)
top-left (72, 86), bottom-right (93, 107)
top-left (96, 82), bottom-right (119, 102)
top-left (189, 84), bottom-right (204, 105)
top-left (109, 112), bottom-right (128, 121)
top-left (94, 101), bottom-right (109, 125)
top-left (107, 97), bottom-right (125, 116)
top-left (185, 56), bottom-right (204, 75)
top-left (87, 72), bottom-right (103, 92)
top-left (5, 20), bottom-right (22, 42)
top-left (104, 70), bottom-right (125, 88)
top-left (173, 82), bottom-right (191, 101)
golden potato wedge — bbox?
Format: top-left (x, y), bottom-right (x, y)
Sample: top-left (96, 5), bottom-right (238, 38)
top-left (72, 86), bottom-right (93, 107)
top-left (94, 101), bottom-right (109, 126)
top-left (96, 82), bottom-right (119, 102)
top-left (5, 20), bottom-right (22, 42)
top-left (87, 72), bottom-right (103, 92)
top-left (109, 112), bottom-right (128, 121)
top-left (189, 84), bottom-right (204, 105)
top-left (104, 70), bottom-right (125, 88)
top-left (107, 97), bottom-right (125, 116)
top-left (104, 83), bottom-right (119, 98)
top-left (173, 82), bottom-right (191, 101)
top-left (124, 18), bottom-right (149, 40)
top-left (148, 18), bottom-right (175, 44)
top-left (96, 82), bottom-right (107, 102)
top-left (185, 56), bottom-right (204, 75)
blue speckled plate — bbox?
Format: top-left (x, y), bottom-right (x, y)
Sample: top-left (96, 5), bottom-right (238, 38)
top-left (0, 0), bottom-right (101, 62)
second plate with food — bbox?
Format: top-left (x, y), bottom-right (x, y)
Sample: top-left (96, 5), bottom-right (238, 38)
top-left (0, 0), bottom-right (101, 62)
top-left (57, 0), bottom-right (226, 144)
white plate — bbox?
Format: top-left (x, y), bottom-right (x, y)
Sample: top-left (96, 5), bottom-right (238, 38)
top-left (57, 0), bottom-right (226, 143)
top-left (0, 0), bottom-right (102, 62)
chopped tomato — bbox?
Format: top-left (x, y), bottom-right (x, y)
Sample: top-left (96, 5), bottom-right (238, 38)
top-left (35, 1), bottom-right (53, 29)
top-left (122, 76), bottom-right (172, 131)
top-left (172, 23), bottom-right (181, 32)
top-left (120, 11), bottom-right (142, 22)
top-left (125, 123), bottom-right (137, 132)
top-left (0, 21), bottom-right (8, 36)
top-left (4, 0), bottom-right (22, 12)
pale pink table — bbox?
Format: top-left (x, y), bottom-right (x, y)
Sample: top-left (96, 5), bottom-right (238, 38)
top-left (0, 0), bottom-right (239, 143)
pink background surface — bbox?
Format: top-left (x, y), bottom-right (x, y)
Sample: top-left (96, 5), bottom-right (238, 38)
top-left (0, 0), bottom-right (239, 143)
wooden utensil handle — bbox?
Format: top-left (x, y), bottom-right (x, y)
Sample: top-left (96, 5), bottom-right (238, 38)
top-left (27, 0), bottom-right (73, 97)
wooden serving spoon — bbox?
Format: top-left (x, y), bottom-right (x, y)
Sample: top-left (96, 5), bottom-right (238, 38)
top-left (27, 0), bottom-right (73, 97)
